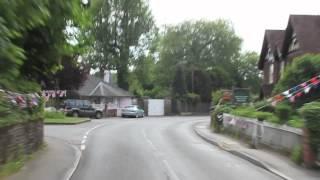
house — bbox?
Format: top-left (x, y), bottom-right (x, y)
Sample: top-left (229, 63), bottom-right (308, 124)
top-left (259, 15), bottom-right (320, 98)
top-left (258, 30), bottom-right (285, 98)
top-left (77, 75), bottom-right (134, 115)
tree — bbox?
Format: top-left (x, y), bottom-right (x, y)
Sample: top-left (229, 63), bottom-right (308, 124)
top-left (233, 52), bottom-right (261, 93)
top-left (90, 0), bottom-right (154, 90)
top-left (172, 65), bottom-right (187, 99)
top-left (0, 0), bottom-right (92, 91)
top-left (155, 20), bottom-right (242, 99)
top-left (44, 56), bottom-right (89, 90)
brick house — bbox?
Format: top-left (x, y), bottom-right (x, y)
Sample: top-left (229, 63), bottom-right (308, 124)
top-left (259, 15), bottom-right (320, 98)
top-left (258, 30), bottom-right (285, 98)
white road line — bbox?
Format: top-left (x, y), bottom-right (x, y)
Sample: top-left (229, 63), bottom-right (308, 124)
top-left (142, 129), bottom-right (181, 180)
top-left (65, 122), bottom-right (111, 180)
top-left (162, 160), bottom-right (181, 180)
top-left (80, 144), bottom-right (86, 151)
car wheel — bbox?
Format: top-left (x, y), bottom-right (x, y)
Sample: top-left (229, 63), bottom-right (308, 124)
top-left (136, 114), bottom-right (139, 118)
top-left (96, 112), bottom-right (102, 119)
top-left (72, 111), bottom-right (79, 118)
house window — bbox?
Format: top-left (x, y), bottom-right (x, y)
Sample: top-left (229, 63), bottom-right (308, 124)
top-left (289, 33), bottom-right (299, 52)
top-left (269, 63), bottom-right (274, 84)
top-left (266, 48), bottom-right (274, 62)
top-left (280, 61), bottom-right (285, 76)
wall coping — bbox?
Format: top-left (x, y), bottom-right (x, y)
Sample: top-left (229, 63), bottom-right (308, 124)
top-left (223, 113), bottom-right (303, 136)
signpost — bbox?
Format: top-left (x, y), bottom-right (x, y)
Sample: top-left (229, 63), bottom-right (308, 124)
top-left (232, 88), bottom-right (250, 104)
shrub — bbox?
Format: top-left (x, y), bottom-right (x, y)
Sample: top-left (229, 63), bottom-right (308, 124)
top-left (185, 93), bottom-right (201, 104)
top-left (287, 116), bottom-right (304, 128)
top-left (274, 54), bottom-right (320, 106)
top-left (210, 105), bottom-right (232, 133)
top-left (254, 100), bottom-right (275, 112)
top-left (230, 106), bottom-right (280, 123)
top-left (291, 145), bottom-right (303, 164)
top-left (299, 101), bottom-right (320, 151)
top-left (44, 111), bottom-right (65, 119)
top-left (275, 103), bottom-right (292, 123)
top-left (212, 90), bottom-right (223, 105)
top-left (230, 107), bottom-right (257, 119)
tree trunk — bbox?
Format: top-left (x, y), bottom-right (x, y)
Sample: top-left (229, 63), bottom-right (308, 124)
top-left (117, 47), bottom-right (130, 90)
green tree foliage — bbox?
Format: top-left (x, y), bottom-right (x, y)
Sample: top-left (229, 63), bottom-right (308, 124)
top-left (155, 20), bottom-right (242, 100)
top-left (0, 0), bottom-right (92, 91)
top-left (299, 101), bottom-right (320, 151)
top-left (172, 65), bottom-right (187, 99)
top-left (233, 52), bottom-right (261, 93)
top-left (90, 0), bottom-right (154, 90)
top-left (274, 54), bottom-right (320, 106)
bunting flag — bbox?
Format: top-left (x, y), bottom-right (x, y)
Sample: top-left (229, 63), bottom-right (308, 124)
top-left (0, 89), bottom-right (42, 109)
top-left (42, 90), bottom-right (67, 100)
top-left (266, 74), bottom-right (320, 108)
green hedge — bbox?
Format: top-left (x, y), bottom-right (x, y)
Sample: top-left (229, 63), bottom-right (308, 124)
top-left (44, 111), bottom-right (65, 119)
top-left (299, 101), bottom-right (320, 151)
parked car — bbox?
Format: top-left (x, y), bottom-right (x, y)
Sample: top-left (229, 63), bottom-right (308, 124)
top-left (121, 105), bottom-right (144, 118)
top-left (62, 99), bottom-right (103, 119)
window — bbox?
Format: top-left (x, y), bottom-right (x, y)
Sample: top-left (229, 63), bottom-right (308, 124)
top-left (289, 33), bottom-right (299, 52)
top-left (269, 63), bottom-right (274, 84)
top-left (266, 47), bottom-right (274, 62)
top-left (280, 61), bottom-right (285, 76)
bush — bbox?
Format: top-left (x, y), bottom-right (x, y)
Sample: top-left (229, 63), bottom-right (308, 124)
top-left (291, 145), bottom-right (303, 164)
top-left (210, 105), bottom-right (232, 133)
top-left (185, 93), bottom-right (201, 104)
top-left (230, 106), bottom-right (280, 123)
top-left (275, 103), bottom-right (292, 123)
top-left (299, 101), bottom-right (320, 151)
top-left (274, 54), bottom-right (320, 106)
top-left (254, 100), bottom-right (275, 112)
top-left (44, 111), bottom-right (65, 119)
top-left (287, 116), bottom-right (304, 128)
top-left (212, 90), bottom-right (223, 105)
top-left (230, 107), bottom-right (257, 119)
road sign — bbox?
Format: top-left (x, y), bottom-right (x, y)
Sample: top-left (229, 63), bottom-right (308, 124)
top-left (233, 88), bottom-right (250, 104)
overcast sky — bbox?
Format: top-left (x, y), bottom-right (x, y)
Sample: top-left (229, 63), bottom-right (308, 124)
top-left (149, 0), bottom-right (320, 53)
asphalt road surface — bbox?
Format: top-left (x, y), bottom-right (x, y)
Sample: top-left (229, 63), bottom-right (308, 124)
top-left (47, 116), bottom-right (281, 180)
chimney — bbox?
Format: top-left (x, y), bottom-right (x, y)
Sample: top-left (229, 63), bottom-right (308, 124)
top-left (104, 70), bottom-right (111, 83)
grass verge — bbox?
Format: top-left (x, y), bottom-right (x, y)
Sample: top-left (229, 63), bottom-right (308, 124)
top-left (44, 117), bottom-right (90, 125)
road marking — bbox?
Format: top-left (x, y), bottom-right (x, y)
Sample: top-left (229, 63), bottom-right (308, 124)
top-left (142, 129), bottom-right (181, 180)
top-left (65, 121), bottom-right (112, 180)
top-left (80, 144), bottom-right (86, 151)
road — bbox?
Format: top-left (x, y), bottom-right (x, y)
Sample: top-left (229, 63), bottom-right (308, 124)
top-left (46, 116), bottom-right (281, 180)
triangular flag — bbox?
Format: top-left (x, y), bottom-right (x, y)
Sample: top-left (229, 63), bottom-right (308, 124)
top-left (289, 96), bottom-right (295, 103)
top-left (296, 92), bottom-right (303, 97)
top-left (304, 86), bottom-right (311, 94)
top-left (282, 91), bottom-right (290, 96)
top-left (271, 101), bottom-right (278, 107)
top-left (300, 82), bottom-right (307, 88)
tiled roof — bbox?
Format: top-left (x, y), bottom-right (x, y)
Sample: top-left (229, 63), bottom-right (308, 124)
top-left (282, 15), bottom-right (320, 56)
top-left (258, 30), bottom-right (285, 69)
top-left (77, 75), bottom-right (133, 97)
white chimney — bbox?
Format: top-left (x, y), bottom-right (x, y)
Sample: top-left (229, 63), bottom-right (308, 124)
top-left (104, 70), bottom-right (111, 83)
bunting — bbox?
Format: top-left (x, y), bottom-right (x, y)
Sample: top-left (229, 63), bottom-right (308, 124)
top-left (268, 74), bottom-right (320, 106)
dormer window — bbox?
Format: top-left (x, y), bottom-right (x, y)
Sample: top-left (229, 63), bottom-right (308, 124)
top-left (266, 47), bottom-right (274, 62)
top-left (289, 33), bottom-right (299, 52)
top-left (269, 63), bottom-right (274, 84)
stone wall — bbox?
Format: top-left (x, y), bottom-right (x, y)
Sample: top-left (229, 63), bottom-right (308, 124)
top-left (223, 113), bottom-right (303, 153)
top-left (0, 120), bottom-right (43, 165)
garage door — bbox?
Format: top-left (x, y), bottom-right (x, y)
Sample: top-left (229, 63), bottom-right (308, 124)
top-left (148, 99), bottom-right (164, 116)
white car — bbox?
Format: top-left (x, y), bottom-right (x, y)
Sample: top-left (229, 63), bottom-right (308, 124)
top-left (121, 105), bottom-right (144, 118)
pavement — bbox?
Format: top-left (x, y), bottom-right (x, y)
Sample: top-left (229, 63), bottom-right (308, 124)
top-left (193, 120), bottom-right (320, 180)
top-left (5, 116), bottom-right (287, 180)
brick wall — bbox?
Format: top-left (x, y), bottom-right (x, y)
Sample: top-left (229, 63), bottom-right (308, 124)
top-left (0, 120), bottom-right (43, 165)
